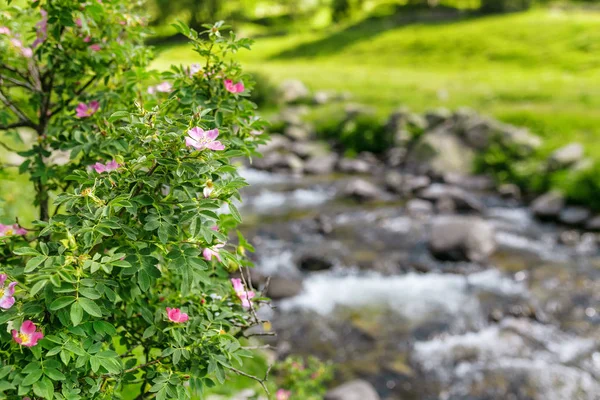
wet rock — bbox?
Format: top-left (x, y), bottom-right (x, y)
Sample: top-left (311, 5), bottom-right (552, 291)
top-left (337, 158), bottom-right (372, 174)
top-left (312, 91), bottom-right (330, 105)
top-left (418, 184), bottom-right (484, 213)
top-left (443, 173), bottom-right (494, 191)
top-left (290, 141), bottom-right (330, 159)
top-left (256, 134), bottom-right (291, 154)
top-left (253, 153), bottom-right (304, 174)
top-left (424, 108), bottom-right (452, 128)
top-left (429, 216), bottom-right (497, 262)
top-left (530, 191), bottom-right (565, 219)
top-left (265, 277), bottom-right (303, 300)
top-left (558, 206), bottom-right (591, 226)
top-left (342, 179), bottom-right (384, 202)
top-left (315, 214), bottom-right (334, 235)
top-left (406, 199), bottom-right (434, 218)
top-left (385, 171), bottom-right (431, 194)
top-left (283, 124), bottom-right (313, 141)
top-left (548, 142), bottom-right (584, 169)
top-left (386, 107), bottom-right (426, 146)
top-left (435, 196), bottom-right (456, 214)
top-left (304, 154), bottom-right (339, 175)
top-left (585, 215), bottom-right (600, 231)
top-left (325, 380), bottom-right (380, 400)
top-left (498, 183), bottom-right (521, 200)
top-left (497, 122), bottom-right (542, 153)
top-left (408, 130), bottom-right (475, 175)
top-left (278, 79), bottom-right (310, 104)
top-left (298, 254), bottom-right (334, 272)
top-left (384, 147), bottom-right (406, 167)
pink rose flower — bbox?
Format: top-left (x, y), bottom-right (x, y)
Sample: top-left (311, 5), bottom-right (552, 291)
top-left (12, 320), bottom-right (44, 347)
top-left (224, 79), bottom-right (244, 94)
top-left (89, 43), bottom-right (101, 52)
top-left (276, 389), bottom-right (291, 400)
top-left (32, 9), bottom-right (48, 48)
top-left (185, 127), bottom-right (225, 151)
top-left (188, 63), bottom-right (201, 77)
top-left (0, 224), bottom-right (27, 237)
top-left (155, 82), bottom-right (172, 93)
top-left (0, 27), bottom-right (10, 35)
top-left (203, 243), bottom-right (225, 262)
top-left (230, 278), bottom-right (256, 309)
top-left (0, 274), bottom-right (17, 309)
top-left (75, 100), bottom-right (100, 118)
top-left (92, 159), bottom-right (120, 174)
top-left (21, 48), bottom-right (33, 58)
top-left (166, 307), bottom-right (189, 323)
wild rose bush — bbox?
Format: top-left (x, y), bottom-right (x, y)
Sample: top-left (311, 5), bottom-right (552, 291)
top-left (0, 1), bottom-right (270, 399)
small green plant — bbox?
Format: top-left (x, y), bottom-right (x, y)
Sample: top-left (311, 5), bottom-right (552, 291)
top-left (273, 356), bottom-right (334, 400)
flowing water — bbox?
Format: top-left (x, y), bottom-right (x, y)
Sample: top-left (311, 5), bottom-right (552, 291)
top-left (237, 168), bottom-right (600, 400)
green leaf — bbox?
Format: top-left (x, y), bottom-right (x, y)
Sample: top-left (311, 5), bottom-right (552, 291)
top-left (49, 296), bottom-right (76, 311)
top-left (30, 280), bottom-right (48, 296)
top-left (44, 368), bottom-right (66, 381)
top-left (25, 256), bottom-right (46, 273)
top-left (70, 302), bottom-right (83, 326)
top-left (33, 376), bottom-right (53, 399)
top-left (13, 247), bottom-right (40, 256)
top-left (228, 203), bottom-right (242, 223)
top-left (78, 298), bottom-right (102, 317)
top-left (108, 110), bottom-right (129, 122)
top-left (21, 368), bottom-right (43, 386)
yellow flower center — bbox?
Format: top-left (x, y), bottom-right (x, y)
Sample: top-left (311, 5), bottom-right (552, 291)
top-left (0, 288), bottom-right (4, 297)
top-left (4, 229), bottom-right (13, 236)
top-left (18, 333), bottom-right (30, 345)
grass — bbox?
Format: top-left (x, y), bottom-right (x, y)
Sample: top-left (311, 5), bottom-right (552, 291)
top-left (154, 7), bottom-right (600, 158)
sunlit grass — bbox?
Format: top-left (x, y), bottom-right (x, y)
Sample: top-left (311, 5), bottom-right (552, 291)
top-left (154, 8), bottom-right (600, 159)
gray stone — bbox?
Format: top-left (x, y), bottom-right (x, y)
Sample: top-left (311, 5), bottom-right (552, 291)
top-left (325, 380), bottom-right (380, 400)
top-left (429, 216), bottom-right (497, 262)
top-left (298, 254), bottom-right (334, 272)
top-left (290, 141), bottom-right (330, 159)
top-left (385, 171), bottom-right (431, 194)
top-left (312, 91), bottom-right (330, 105)
top-left (385, 147), bottom-right (407, 167)
top-left (253, 153), bottom-right (304, 173)
top-left (277, 106), bottom-right (309, 125)
top-left (408, 130), bottom-right (475, 175)
top-left (342, 179), bottom-right (383, 202)
top-left (337, 158), bottom-right (372, 174)
top-left (530, 191), bottom-right (565, 219)
top-left (304, 154), bottom-right (339, 175)
top-left (265, 277), bottom-right (303, 300)
top-left (498, 183), bottom-right (521, 200)
top-left (283, 124), bottom-right (312, 141)
top-left (278, 79), bottom-right (310, 103)
top-left (585, 215), bottom-right (600, 231)
top-left (425, 108), bottom-right (452, 128)
top-left (559, 206), bottom-right (591, 226)
top-left (443, 173), bottom-right (495, 191)
top-left (256, 134), bottom-right (291, 155)
top-left (548, 142), bottom-right (584, 169)
top-left (407, 199), bottom-right (434, 218)
top-left (418, 184), bottom-right (484, 213)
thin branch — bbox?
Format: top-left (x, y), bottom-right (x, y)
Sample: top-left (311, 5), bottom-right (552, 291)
top-left (0, 141), bottom-right (17, 152)
top-left (0, 119), bottom-right (35, 130)
top-left (0, 87), bottom-right (34, 125)
top-left (225, 365), bottom-right (270, 396)
top-left (243, 331), bottom-right (277, 338)
top-left (0, 63), bottom-right (31, 83)
top-left (0, 74), bottom-right (37, 92)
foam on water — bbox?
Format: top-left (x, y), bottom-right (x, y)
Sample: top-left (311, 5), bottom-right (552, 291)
top-left (495, 231), bottom-right (569, 262)
top-left (244, 188), bottom-right (332, 212)
top-left (280, 270), bottom-right (526, 320)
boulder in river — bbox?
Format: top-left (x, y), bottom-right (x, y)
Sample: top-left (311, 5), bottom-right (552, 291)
top-left (337, 157), bottom-right (372, 174)
top-left (530, 191), bottom-right (565, 219)
top-left (265, 277), bottom-right (303, 300)
top-left (298, 254), bottom-right (334, 272)
top-left (325, 380), bottom-right (380, 400)
top-left (342, 179), bottom-right (384, 202)
top-left (558, 206), bottom-right (591, 226)
top-left (408, 129), bottom-right (475, 175)
top-left (283, 124), bottom-right (313, 141)
top-left (418, 183), bottom-right (484, 213)
top-left (385, 171), bottom-right (431, 195)
top-left (406, 199), bottom-right (434, 218)
top-left (304, 154), bottom-right (339, 175)
top-left (429, 216), bottom-right (497, 262)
